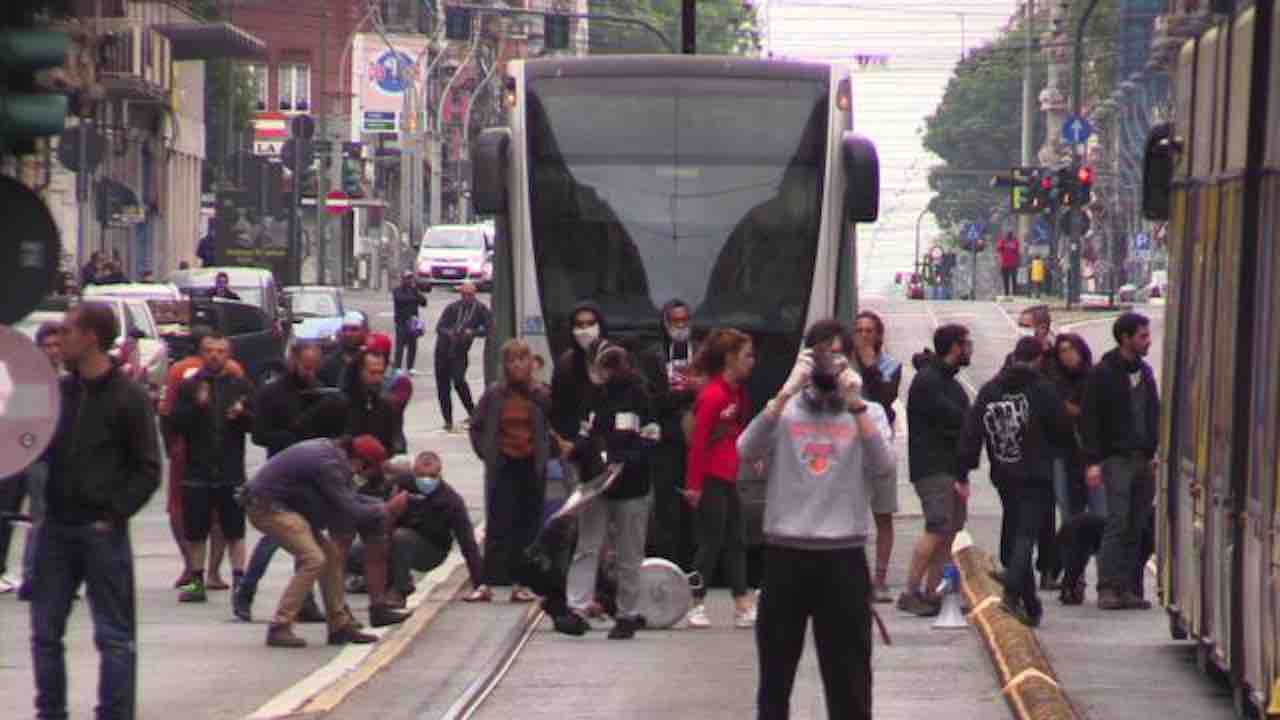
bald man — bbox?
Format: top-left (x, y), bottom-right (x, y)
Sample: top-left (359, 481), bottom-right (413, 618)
top-left (434, 283), bottom-right (491, 432)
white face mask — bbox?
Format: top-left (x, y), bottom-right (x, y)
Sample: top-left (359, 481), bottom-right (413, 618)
top-left (573, 323), bottom-right (600, 349)
top-left (667, 325), bottom-right (691, 343)
top-left (415, 475), bottom-right (440, 496)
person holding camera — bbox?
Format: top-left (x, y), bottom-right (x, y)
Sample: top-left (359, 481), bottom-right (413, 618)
top-left (392, 271), bottom-right (428, 374)
top-left (436, 282), bottom-right (491, 432)
top-left (169, 330), bottom-right (255, 604)
top-left (739, 332), bottom-right (894, 720)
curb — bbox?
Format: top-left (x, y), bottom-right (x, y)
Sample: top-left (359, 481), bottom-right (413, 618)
top-left (951, 532), bottom-right (1083, 720)
top-left (244, 554), bottom-right (472, 719)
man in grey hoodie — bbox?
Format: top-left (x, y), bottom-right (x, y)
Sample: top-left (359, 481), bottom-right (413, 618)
top-left (738, 344), bottom-right (894, 720)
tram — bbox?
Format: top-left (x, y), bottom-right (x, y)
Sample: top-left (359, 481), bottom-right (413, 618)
top-left (469, 56), bottom-right (880, 547)
top-left (1142, 1), bottom-right (1278, 715)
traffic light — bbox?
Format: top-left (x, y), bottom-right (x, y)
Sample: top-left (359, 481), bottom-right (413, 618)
top-left (341, 157), bottom-right (361, 197)
top-left (1074, 165), bottom-right (1093, 206)
top-left (545, 15), bottom-right (570, 50)
top-left (999, 166), bottom-right (1040, 215)
top-left (0, 26), bottom-right (70, 155)
top-left (445, 7), bottom-right (472, 41)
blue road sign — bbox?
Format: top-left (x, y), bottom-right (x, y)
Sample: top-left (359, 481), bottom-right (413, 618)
top-left (1032, 216), bottom-right (1050, 244)
top-left (962, 222), bottom-right (983, 248)
top-left (1134, 231), bottom-right (1151, 250)
top-left (1062, 115), bottom-right (1093, 145)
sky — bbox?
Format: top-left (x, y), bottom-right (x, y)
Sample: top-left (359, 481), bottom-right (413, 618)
top-left (758, 0), bottom-right (1020, 295)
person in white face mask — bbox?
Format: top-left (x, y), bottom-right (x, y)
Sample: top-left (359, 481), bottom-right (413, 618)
top-left (550, 301), bottom-right (609, 454)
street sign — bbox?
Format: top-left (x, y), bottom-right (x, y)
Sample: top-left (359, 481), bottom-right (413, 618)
top-left (1062, 115), bottom-right (1093, 145)
top-left (253, 139), bottom-right (284, 158)
top-left (363, 111), bottom-right (397, 133)
top-left (324, 190), bottom-right (351, 215)
top-left (1134, 231), bottom-right (1151, 250)
top-left (1033, 216), bottom-right (1050, 244)
top-left (962, 222), bottom-right (983, 248)
top-left (0, 325), bottom-right (62, 478)
top-left (930, 245), bottom-right (944, 262)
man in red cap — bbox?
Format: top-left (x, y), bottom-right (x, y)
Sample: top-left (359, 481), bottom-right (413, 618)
top-left (242, 434), bottom-right (410, 647)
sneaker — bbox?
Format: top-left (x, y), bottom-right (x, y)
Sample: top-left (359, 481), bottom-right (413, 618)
top-left (345, 574), bottom-right (369, 594)
top-left (734, 604), bottom-right (757, 629)
top-left (685, 603), bottom-right (711, 629)
top-left (369, 603), bottom-right (411, 628)
top-left (408, 369), bottom-right (418, 377)
top-left (896, 590), bottom-right (940, 617)
top-left (0, 575), bottom-right (16, 594)
top-left (178, 579), bottom-right (207, 603)
top-left (1059, 579), bottom-right (1085, 606)
top-left (609, 616), bottom-right (641, 640)
top-left (443, 423), bottom-right (455, 434)
top-left (233, 588), bottom-right (254, 622)
top-left (871, 582), bottom-right (894, 604)
top-left (552, 612), bottom-right (590, 636)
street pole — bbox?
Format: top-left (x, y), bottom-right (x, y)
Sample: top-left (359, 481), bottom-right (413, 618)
top-left (1017, 0), bottom-right (1035, 285)
top-left (315, 14), bottom-right (329, 285)
top-left (431, 22), bottom-right (479, 226)
top-left (682, 0), bottom-right (695, 54)
top-left (914, 207), bottom-right (928, 278)
top-left (1068, 0), bottom-right (1102, 308)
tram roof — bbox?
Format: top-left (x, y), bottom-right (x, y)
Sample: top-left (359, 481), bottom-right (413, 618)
top-left (522, 55), bottom-right (834, 83)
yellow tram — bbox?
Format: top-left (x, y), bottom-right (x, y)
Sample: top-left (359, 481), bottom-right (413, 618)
top-left (1143, 0), bottom-right (1279, 715)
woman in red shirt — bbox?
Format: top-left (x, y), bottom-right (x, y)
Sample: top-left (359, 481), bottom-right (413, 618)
top-left (684, 328), bottom-right (756, 629)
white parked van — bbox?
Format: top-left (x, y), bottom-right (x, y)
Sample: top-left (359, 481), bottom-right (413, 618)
top-left (415, 224), bottom-right (493, 290)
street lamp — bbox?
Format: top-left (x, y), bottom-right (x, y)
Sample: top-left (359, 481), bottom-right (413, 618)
top-left (914, 206), bottom-right (930, 276)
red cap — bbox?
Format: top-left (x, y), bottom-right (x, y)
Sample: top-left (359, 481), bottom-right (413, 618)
top-left (364, 332), bottom-right (393, 357)
top-left (350, 434), bottom-right (388, 466)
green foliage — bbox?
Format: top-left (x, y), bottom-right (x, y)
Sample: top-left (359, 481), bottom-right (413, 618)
top-left (204, 59), bottom-right (257, 187)
top-left (586, 0), bottom-right (760, 55)
top-left (922, 29), bottom-right (1047, 233)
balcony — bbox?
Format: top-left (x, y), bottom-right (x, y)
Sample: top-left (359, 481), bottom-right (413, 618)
top-left (98, 25), bottom-right (171, 100)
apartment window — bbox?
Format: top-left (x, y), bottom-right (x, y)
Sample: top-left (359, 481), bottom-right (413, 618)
top-left (278, 63), bottom-right (311, 112)
top-left (245, 63), bottom-right (268, 111)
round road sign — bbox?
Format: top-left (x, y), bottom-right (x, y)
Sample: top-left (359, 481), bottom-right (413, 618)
top-left (0, 325), bottom-right (62, 478)
top-left (930, 246), bottom-right (944, 262)
top-left (324, 190), bottom-right (351, 216)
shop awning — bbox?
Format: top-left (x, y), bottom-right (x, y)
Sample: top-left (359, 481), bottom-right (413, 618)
top-left (154, 22), bottom-right (267, 61)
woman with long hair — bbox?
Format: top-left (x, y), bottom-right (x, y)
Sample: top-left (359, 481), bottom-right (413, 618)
top-left (683, 328), bottom-right (757, 629)
top-left (1048, 333), bottom-right (1096, 517)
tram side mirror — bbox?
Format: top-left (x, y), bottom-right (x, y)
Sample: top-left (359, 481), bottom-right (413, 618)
top-left (841, 132), bottom-right (880, 223)
top-left (1143, 123), bottom-right (1178, 222)
top-left (473, 128), bottom-right (512, 215)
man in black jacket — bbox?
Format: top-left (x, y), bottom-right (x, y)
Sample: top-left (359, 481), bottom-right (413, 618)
top-left (898, 323), bottom-right (972, 616)
top-left (342, 349), bottom-right (401, 454)
top-left (637, 299), bottom-right (698, 567)
top-left (1081, 312), bottom-right (1160, 611)
top-left (319, 311), bottom-right (369, 388)
top-left (391, 271), bottom-right (428, 373)
top-left (435, 282), bottom-right (491, 432)
top-left (30, 303), bottom-right (161, 720)
top-left (169, 330), bottom-right (256, 603)
top-left (960, 337), bottom-right (1072, 626)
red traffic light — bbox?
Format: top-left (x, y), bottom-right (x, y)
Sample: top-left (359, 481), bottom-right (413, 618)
top-left (1077, 166), bottom-right (1094, 185)
top-left (1040, 176), bottom-right (1053, 190)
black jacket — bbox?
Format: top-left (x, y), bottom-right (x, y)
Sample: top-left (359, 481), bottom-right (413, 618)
top-left (252, 371), bottom-right (343, 457)
top-left (318, 346), bottom-right (359, 388)
top-left (854, 352), bottom-right (903, 428)
top-left (906, 358), bottom-right (971, 483)
top-left (638, 336), bottom-right (697, 448)
top-left (435, 298), bottom-right (491, 359)
top-left (391, 477), bottom-right (484, 586)
top-left (46, 365), bottom-right (161, 524)
top-left (1046, 360), bottom-right (1089, 454)
top-left (1080, 348), bottom-right (1160, 465)
top-left (170, 370), bottom-right (255, 486)
top-left (392, 285), bottom-right (427, 326)
top-left (550, 300), bottom-right (606, 440)
top-left (959, 365), bottom-right (1071, 488)
top-left (571, 373), bottom-right (657, 500)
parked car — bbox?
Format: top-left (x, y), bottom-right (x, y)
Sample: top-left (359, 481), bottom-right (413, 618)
top-left (16, 295), bottom-right (168, 402)
top-left (283, 285), bottom-right (345, 354)
top-left (169, 266), bottom-right (292, 339)
top-left (415, 224), bottom-right (493, 290)
top-left (903, 273), bottom-right (925, 300)
top-left (161, 297), bottom-right (289, 387)
top-left (1144, 270), bottom-right (1168, 301)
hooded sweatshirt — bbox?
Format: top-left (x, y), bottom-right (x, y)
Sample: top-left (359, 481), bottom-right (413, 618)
top-left (550, 300), bottom-right (607, 439)
top-left (958, 364), bottom-right (1072, 488)
top-left (737, 392), bottom-right (894, 550)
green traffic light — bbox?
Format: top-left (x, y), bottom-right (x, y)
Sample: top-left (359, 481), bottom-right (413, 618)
top-left (0, 29), bottom-right (70, 141)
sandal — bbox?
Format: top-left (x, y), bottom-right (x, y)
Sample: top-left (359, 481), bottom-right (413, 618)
top-left (206, 578), bottom-right (231, 591)
top-left (462, 585), bottom-right (493, 603)
top-left (510, 587), bottom-right (538, 603)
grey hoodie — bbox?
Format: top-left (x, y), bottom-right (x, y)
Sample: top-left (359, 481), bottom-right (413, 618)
top-left (738, 394), bottom-right (895, 550)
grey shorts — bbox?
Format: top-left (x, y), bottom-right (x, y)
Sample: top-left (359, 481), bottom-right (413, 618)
top-left (869, 466), bottom-right (899, 515)
top-left (914, 473), bottom-right (967, 534)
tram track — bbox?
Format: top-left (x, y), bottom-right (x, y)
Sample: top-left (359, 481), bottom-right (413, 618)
top-left (436, 603), bottom-right (544, 720)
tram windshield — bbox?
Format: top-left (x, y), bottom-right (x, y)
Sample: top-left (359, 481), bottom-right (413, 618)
top-left (526, 75), bottom-right (829, 344)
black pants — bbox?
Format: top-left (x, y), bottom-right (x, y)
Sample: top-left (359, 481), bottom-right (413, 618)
top-left (651, 439), bottom-right (694, 568)
top-left (181, 484), bottom-right (246, 542)
top-left (0, 471), bottom-right (26, 575)
top-left (995, 482), bottom-right (1058, 581)
top-left (1001, 268), bottom-right (1017, 295)
top-left (1098, 454), bottom-right (1155, 593)
top-left (756, 545), bottom-right (872, 720)
top-left (1003, 486), bottom-right (1051, 616)
top-left (349, 528), bottom-right (448, 594)
top-left (435, 350), bottom-right (475, 426)
top-left (483, 457), bottom-right (545, 586)
top-left (394, 323), bottom-right (419, 371)
top-left (692, 477), bottom-right (748, 598)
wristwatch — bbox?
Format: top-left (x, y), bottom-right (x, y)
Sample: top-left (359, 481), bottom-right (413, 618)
top-left (850, 403), bottom-right (868, 415)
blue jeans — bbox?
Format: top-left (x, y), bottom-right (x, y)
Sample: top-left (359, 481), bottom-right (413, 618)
top-left (239, 533), bottom-right (281, 598)
top-left (29, 521), bottom-right (136, 720)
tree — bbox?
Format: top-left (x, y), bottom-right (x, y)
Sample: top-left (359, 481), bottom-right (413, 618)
top-left (191, 0), bottom-right (257, 189)
top-left (922, 30), bottom-right (1047, 235)
top-left (587, 0), bottom-right (760, 55)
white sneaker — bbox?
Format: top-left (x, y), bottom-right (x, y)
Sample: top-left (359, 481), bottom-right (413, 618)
top-left (0, 575), bottom-right (16, 594)
top-left (685, 603), bottom-right (710, 629)
top-left (734, 604), bottom-right (757, 629)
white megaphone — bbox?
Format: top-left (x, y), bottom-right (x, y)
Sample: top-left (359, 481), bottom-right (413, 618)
top-left (932, 563), bottom-right (968, 630)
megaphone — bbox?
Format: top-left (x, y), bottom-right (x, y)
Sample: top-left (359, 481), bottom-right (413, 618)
top-left (933, 563), bottom-right (968, 630)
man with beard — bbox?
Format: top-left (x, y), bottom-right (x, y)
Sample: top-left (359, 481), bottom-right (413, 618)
top-left (1081, 313), bottom-right (1160, 611)
top-left (319, 311), bottom-right (369, 388)
top-left (638, 299), bottom-right (700, 566)
top-left (897, 324), bottom-right (973, 617)
top-left (434, 282), bottom-right (491, 432)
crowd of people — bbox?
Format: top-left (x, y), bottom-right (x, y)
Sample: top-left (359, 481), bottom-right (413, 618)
top-left (0, 281), bottom-right (1162, 720)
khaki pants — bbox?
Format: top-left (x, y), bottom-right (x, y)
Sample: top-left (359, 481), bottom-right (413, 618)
top-left (247, 504), bottom-right (348, 629)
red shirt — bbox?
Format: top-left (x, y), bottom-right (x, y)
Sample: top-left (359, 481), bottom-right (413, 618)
top-left (685, 374), bottom-right (748, 493)
top-left (998, 236), bottom-right (1020, 269)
